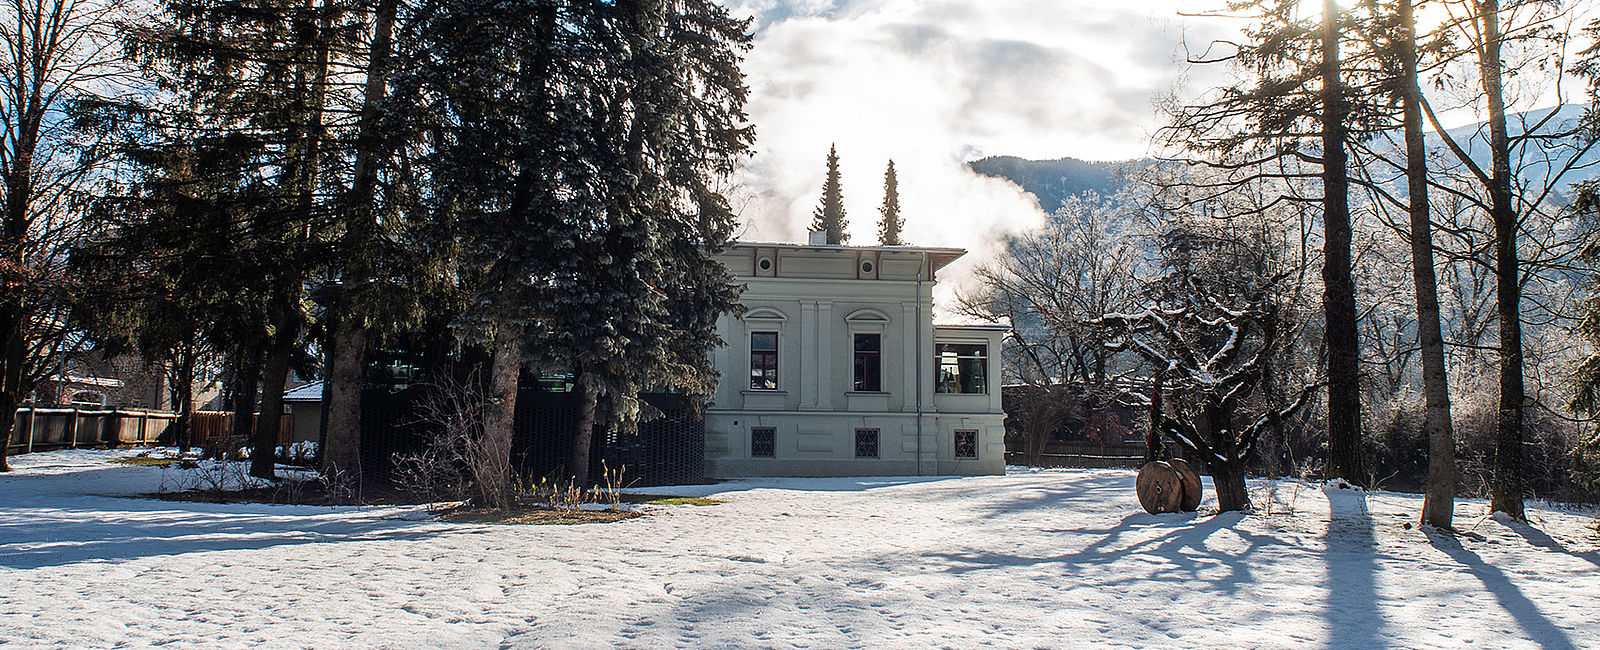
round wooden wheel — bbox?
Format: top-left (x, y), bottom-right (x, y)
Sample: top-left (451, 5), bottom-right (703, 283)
top-left (1167, 458), bottom-right (1203, 512)
top-left (1136, 461), bottom-right (1183, 514)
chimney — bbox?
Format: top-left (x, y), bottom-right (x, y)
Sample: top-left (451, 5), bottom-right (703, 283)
top-left (807, 230), bottom-right (829, 246)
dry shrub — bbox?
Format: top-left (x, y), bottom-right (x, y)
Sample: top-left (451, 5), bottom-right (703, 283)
top-left (392, 376), bottom-right (518, 511)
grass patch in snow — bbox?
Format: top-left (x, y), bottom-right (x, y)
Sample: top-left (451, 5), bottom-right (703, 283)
top-left (438, 506), bottom-right (643, 525)
top-left (622, 494), bottom-right (724, 506)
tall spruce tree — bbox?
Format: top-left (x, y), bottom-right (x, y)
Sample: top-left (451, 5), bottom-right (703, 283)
top-left (400, 0), bottom-right (753, 489)
top-left (1318, 0), bottom-right (1364, 484)
top-left (1162, 0), bottom-right (1387, 483)
top-left (812, 144), bottom-right (848, 244)
top-left (878, 160), bottom-right (904, 245)
top-left (321, 0), bottom-right (403, 478)
top-left (125, 0), bottom-right (355, 478)
top-left (398, 0), bottom-right (602, 500)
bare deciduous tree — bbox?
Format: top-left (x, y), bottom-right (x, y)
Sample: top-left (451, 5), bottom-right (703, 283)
top-left (1, 0), bottom-right (134, 471)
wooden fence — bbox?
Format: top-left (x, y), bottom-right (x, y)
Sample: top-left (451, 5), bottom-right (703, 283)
top-left (7, 408), bottom-right (294, 455)
top-left (1005, 441), bottom-right (1149, 470)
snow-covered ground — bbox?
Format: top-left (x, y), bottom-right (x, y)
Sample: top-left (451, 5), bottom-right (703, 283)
top-left (1, 450), bottom-right (1597, 648)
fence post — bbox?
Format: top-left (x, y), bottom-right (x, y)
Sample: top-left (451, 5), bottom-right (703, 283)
top-left (138, 411), bottom-right (149, 444)
top-left (69, 407), bottom-right (78, 449)
top-left (26, 405), bottom-right (36, 454)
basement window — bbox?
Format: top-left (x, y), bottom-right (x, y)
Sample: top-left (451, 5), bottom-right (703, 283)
top-left (954, 430), bottom-right (978, 459)
top-left (751, 427), bottom-right (776, 458)
top-left (855, 428), bottom-right (880, 458)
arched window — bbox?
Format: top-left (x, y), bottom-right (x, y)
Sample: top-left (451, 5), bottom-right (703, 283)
top-left (846, 309), bottom-right (890, 392)
top-left (743, 307), bottom-right (788, 322)
top-left (845, 308), bottom-right (891, 323)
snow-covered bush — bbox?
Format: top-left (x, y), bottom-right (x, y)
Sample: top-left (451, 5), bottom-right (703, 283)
top-left (275, 441), bottom-right (318, 466)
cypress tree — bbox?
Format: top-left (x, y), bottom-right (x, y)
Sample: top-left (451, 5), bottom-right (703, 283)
top-left (878, 160), bottom-right (904, 246)
top-left (811, 144), bottom-right (848, 244)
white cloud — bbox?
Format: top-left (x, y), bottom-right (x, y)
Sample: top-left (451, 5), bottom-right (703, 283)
top-left (724, 0), bottom-right (1240, 310)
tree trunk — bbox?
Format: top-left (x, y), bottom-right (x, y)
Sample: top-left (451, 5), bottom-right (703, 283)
top-left (322, 313), bottom-right (365, 476)
top-left (231, 345), bottom-right (263, 444)
top-left (176, 345), bottom-right (196, 454)
top-left (1401, 0), bottom-right (1457, 529)
top-left (0, 323), bottom-right (19, 471)
top-left (1477, 0), bottom-right (1525, 520)
top-left (251, 344), bottom-right (292, 479)
top-left (1321, 0), bottom-right (1363, 484)
top-left (321, 0), bottom-right (399, 479)
top-left (1212, 459), bottom-right (1252, 513)
top-left (484, 321), bottom-right (521, 493)
top-left (570, 372), bottom-right (598, 488)
top-left (1204, 397), bottom-right (1252, 512)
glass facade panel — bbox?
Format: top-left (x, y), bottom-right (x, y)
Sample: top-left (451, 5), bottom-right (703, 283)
top-left (935, 343), bottom-right (988, 394)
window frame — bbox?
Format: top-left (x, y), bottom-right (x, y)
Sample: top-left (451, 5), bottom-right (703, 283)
top-left (749, 331), bottom-right (779, 390)
top-left (852, 333), bottom-right (882, 392)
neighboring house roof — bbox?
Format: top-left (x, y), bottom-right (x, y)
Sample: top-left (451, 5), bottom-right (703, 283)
top-left (283, 381), bottom-right (324, 402)
top-left (61, 375), bottom-right (124, 388)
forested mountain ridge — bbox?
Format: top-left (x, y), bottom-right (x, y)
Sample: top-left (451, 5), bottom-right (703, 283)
top-left (967, 156), bottom-right (1132, 211)
top-left (971, 105), bottom-right (1598, 216)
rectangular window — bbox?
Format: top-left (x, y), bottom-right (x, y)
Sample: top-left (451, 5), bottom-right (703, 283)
top-left (935, 343), bottom-right (989, 394)
top-left (854, 428), bottom-right (880, 458)
top-left (750, 427), bottom-right (776, 458)
top-left (853, 333), bottom-right (882, 392)
top-left (750, 332), bottom-right (778, 390)
top-left (954, 430), bottom-right (978, 459)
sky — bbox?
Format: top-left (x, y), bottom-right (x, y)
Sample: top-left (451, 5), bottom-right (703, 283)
top-left (720, 0), bottom-right (1598, 310)
top-left (721, 0), bottom-right (1242, 301)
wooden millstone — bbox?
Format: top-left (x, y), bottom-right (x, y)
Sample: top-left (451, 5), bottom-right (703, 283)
top-left (1167, 458), bottom-right (1203, 512)
top-left (1136, 461), bottom-right (1183, 514)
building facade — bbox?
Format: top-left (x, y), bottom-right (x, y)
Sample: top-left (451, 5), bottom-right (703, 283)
top-left (704, 240), bottom-right (1006, 477)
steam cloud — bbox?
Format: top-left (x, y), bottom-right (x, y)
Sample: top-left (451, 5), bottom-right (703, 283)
top-left (723, 0), bottom-right (1236, 312)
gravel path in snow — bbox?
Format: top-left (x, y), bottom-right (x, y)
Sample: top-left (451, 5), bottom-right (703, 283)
top-left (1, 449), bottom-right (1597, 648)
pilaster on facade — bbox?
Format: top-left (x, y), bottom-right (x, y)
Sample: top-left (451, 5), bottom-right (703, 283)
top-left (817, 301), bottom-right (834, 409)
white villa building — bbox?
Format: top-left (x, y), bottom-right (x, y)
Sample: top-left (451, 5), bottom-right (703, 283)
top-left (704, 237), bottom-right (1007, 477)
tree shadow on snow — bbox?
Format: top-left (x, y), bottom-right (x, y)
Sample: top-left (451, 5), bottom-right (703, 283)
top-left (971, 473), bottom-right (1132, 517)
top-left (1321, 486), bottom-right (1386, 649)
top-left (0, 502), bottom-right (446, 570)
top-left (1499, 518), bottom-right (1600, 572)
top-left (629, 475), bottom-right (962, 499)
top-left (923, 510), bottom-right (1270, 597)
top-left (1427, 529), bottom-right (1580, 650)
